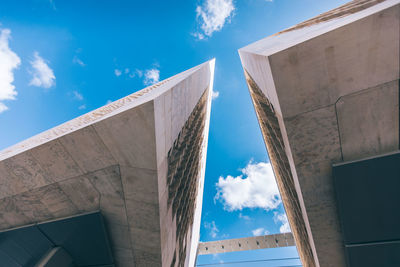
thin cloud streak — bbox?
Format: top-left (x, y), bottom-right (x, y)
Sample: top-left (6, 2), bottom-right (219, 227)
top-left (72, 90), bottom-right (83, 101)
top-left (204, 221), bottom-right (219, 238)
top-left (73, 55), bottom-right (85, 66)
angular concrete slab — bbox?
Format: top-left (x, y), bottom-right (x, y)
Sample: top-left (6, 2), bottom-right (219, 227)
top-left (239, 1), bottom-right (399, 266)
top-left (0, 59), bottom-right (215, 267)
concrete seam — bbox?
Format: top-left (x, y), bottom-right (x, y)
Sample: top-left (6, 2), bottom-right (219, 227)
top-left (84, 174), bottom-right (102, 211)
top-left (90, 125), bottom-right (119, 165)
top-left (284, 79), bottom-right (400, 121)
top-left (56, 181), bottom-right (81, 212)
top-left (334, 103), bottom-right (344, 161)
top-left (334, 78), bottom-right (400, 106)
top-left (58, 139), bottom-right (86, 175)
top-left (36, 224), bottom-right (57, 247)
top-left (118, 164), bottom-right (137, 265)
top-left (0, 164), bottom-right (120, 201)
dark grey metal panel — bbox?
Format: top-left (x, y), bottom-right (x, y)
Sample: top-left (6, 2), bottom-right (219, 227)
top-left (333, 152), bottom-right (400, 245)
top-left (37, 212), bottom-right (113, 266)
top-left (0, 225), bottom-right (53, 267)
top-left (346, 241), bottom-right (400, 267)
top-left (0, 212), bottom-right (114, 267)
top-left (0, 249), bottom-right (21, 267)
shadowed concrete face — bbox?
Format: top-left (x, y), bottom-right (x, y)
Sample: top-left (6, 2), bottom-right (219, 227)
top-left (239, 0), bottom-right (399, 266)
top-left (0, 59), bottom-right (215, 267)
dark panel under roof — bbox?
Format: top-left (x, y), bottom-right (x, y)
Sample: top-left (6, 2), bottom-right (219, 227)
top-left (333, 151), bottom-right (400, 266)
top-left (38, 212), bottom-right (114, 266)
top-left (0, 211), bottom-right (114, 267)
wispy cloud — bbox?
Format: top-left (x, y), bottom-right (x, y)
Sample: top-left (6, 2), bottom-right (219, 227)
top-left (114, 62), bottom-right (158, 85)
top-left (274, 212), bottom-right (291, 233)
top-left (212, 90), bottom-right (219, 100)
top-left (204, 221), bottom-right (219, 238)
top-left (135, 69), bottom-right (143, 78)
top-left (73, 55), bottom-right (85, 67)
top-left (0, 28), bottom-right (21, 113)
top-left (143, 68), bottom-right (160, 85)
top-left (72, 90), bottom-right (83, 101)
top-left (215, 161), bottom-right (281, 211)
top-left (49, 0), bottom-right (57, 10)
top-left (29, 51), bottom-right (55, 89)
top-left (239, 213), bottom-right (251, 220)
top-left (114, 69), bottom-right (122, 77)
top-left (78, 104), bottom-right (86, 110)
top-left (195, 0), bottom-right (235, 39)
top-left (252, 227), bottom-right (269, 236)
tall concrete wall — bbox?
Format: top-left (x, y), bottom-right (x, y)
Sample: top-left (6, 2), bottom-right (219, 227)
top-left (239, 0), bottom-right (399, 266)
top-left (0, 60), bottom-right (215, 267)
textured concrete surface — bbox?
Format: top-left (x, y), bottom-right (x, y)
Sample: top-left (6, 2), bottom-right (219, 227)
top-left (245, 71), bottom-right (316, 267)
top-left (239, 1), bottom-right (399, 266)
top-left (0, 59), bottom-right (215, 267)
top-left (198, 233), bottom-right (295, 255)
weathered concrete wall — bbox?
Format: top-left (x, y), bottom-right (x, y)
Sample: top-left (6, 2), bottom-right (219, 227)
top-left (245, 71), bottom-right (316, 267)
top-left (155, 60), bottom-right (214, 267)
top-left (0, 60), bottom-right (215, 267)
top-left (239, 1), bottom-right (399, 266)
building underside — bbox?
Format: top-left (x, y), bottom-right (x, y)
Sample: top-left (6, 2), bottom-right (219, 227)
top-left (0, 60), bottom-right (215, 267)
top-left (239, 0), bottom-right (400, 266)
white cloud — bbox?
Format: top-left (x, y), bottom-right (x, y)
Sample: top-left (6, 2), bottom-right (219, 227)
top-left (0, 103), bottom-right (8, 113)
top-left (124, 68), bottom-right (130, 74)
top-left (195, 0), bottom-right (235, 38)
top-left (114, 69), bottom-right (122, 77)
top-left (0, 28), bottom-right (21, 113)
top-left (204, 221), bottom-right (219, 238)
top-left (212, 90), bottom-right (219, 100)
top-left (252, 227), bottom-right (269, 236)
top-left (143, 68), bottom-right (160, 85)
top-left (72, 90), bottom-right (83, 101)
top-left (274, 212), bottom-right (291, 233)
top-left (73, 55), bottom-right (85, 67)
top-left (29, 51), bottom-right (55, 89)
top-left (215, 161), bottom-right (281, 211)
top-left (78, 104), bottom-right (86, 110)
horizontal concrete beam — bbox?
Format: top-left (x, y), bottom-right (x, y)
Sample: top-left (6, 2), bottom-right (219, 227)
top-left (198, 233), bottom-right (295, 255)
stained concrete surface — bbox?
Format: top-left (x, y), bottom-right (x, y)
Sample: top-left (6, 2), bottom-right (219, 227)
top-left (239, 0), bottom-right (399, 266)
top-left (0, 60), bottom-right (215, 267)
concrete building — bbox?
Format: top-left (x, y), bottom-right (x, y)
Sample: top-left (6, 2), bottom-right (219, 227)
top-left (239, 0), bottom-right (399, 266)
top-left (0, 59), bottom-right (215, 267)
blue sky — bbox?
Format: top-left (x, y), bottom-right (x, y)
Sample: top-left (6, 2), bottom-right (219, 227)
top-left (0, 0), bottom-right (347, 266)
